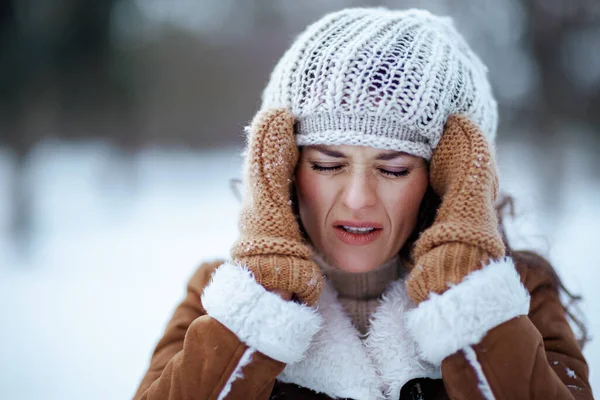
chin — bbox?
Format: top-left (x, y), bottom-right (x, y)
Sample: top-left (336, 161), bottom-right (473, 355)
top-left (328, 249), bottom-right (386, 273)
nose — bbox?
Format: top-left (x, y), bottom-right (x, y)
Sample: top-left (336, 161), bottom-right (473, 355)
top-left (341, 171), bottom-right (377, 211)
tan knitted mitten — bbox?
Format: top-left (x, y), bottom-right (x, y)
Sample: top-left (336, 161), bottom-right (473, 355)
top-left (230, 108), bottom-right (324, 306)
top-left (406, 115), bottom-right (506, 304)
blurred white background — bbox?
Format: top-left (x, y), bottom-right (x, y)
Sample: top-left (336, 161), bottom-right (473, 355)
top-left (1, 0), bottom-right (599, 398)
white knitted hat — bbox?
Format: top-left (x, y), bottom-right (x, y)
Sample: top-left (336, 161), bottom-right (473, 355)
top-left (260, 8), bottom-right (498, 160)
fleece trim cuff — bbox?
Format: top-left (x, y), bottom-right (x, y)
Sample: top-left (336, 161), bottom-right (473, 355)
top-left (405, 257), bottom-right (530, 365)
top-left (201, 261), bottom-right (323, 364)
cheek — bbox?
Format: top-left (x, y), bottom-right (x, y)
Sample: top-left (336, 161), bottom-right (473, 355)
top-left (295, 166), bottom-right (332, 231)
top-left (384, 172), bottom-right (429, 232)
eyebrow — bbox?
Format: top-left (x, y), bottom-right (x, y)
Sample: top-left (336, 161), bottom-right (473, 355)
top-left (312, 145), bottom-right (345, 158)
top-left (312, 145), bottom-right (407, 161)
top-left (375, 151), bottom-right (407, 161)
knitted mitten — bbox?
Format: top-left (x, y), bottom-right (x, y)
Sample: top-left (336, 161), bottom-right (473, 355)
top-left (406, 115), bottom-right (506, 304)
top-left (230, 108), bottom-right (324, 306)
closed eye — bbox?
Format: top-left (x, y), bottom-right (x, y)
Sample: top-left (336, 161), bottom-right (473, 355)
top-left (311, 163), bottom-right (343, 173)
top-left (311, 163), bottom-right (410, 177)
top-left (379, 168), bottom-right (410, 177)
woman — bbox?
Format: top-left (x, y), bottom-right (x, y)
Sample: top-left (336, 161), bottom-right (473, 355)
top-left (133, 8), bottom-right (592, 400)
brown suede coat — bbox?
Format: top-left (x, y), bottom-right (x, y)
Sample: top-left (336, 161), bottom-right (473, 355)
top-left (133, 251), bottom-right (592, 400)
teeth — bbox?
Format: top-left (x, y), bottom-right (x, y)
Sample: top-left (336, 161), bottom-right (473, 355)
top-left (342, 225), bottom-right (375, 233)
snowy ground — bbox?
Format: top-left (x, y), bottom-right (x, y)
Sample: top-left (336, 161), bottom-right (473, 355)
top-left (0, 139), bottom-right (598, 399)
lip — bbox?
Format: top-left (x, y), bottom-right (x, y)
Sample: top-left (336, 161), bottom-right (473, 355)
top-left (332, 220), bottom-right (383, 246)
top-left (332, 220), bottom-right (384, 229)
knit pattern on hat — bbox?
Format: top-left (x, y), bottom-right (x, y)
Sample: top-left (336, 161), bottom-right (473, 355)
top-left (261, 8), bottom-right (497, 159)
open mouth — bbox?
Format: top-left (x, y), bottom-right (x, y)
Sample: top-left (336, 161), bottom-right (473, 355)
top-left (333, 221), bottom-right (383, 246)
top-left (339, 225), bottom-right (378, 234)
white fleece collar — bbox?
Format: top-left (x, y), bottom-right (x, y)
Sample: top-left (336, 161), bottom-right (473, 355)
top-left (276, 257), bottom-right (529, 400)
top-left (203, 258), bottom-right (527, 400)
top-left (277, 276), bottom-right (441, 400)
top-left (202, 257), bottom-right (530, 400)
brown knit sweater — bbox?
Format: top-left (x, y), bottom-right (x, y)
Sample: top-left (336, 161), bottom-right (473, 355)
top-left (314, 254), bottom-right (401, 335)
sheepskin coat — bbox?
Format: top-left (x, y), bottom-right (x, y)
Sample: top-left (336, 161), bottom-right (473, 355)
top-left (133, 251), bottom-right (592, 399)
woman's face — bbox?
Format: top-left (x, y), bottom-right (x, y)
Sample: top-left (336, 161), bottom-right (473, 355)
top-left (295, 144), bottom-right (429, 273)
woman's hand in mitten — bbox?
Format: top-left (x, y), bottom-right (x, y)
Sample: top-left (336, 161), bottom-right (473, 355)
top-left (406, 115), bottom-right (506, 304)
top-left (230, 108), bottom-right (324, 306)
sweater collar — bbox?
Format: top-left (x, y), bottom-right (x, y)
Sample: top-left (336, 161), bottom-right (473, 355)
top-left (313, 252), bottom-right (400, 300)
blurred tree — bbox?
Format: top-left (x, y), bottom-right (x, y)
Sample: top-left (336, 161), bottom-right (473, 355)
top-left (524, 0), bottom-right (600, 125)
top-left (520, 0), bottom-right (600, 215)
top-left (0, 0), bottom-right (135, 244)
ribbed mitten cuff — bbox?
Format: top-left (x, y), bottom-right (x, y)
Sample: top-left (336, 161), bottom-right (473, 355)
top-left (237, 255), bottom-right (324, 306)
top-left (406, 243), bottom-right (491, 304)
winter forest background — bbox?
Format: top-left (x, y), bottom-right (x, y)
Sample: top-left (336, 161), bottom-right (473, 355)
top-left (1, 0), bottom-right (599, 398)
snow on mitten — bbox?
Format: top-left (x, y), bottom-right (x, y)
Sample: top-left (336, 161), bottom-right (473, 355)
top-left (406, 115), bottom-right (506, 304)
top-left (230, 108), bottom-right (324, 306)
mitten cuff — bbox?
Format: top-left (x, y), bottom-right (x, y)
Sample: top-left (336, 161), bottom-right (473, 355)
top-left (237, 255), bottom-right (324, 306)
top-left (407, 243), bottom-right (491, 303)
top-left (413, 222), bottom-right (505, 260)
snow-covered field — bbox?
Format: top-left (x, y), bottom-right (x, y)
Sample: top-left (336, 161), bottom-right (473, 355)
top-left (0, 139), bottom-right (597, 399)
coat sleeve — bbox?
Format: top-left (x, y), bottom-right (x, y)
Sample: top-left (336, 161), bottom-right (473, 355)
top-left (405, 252), bottom-right (593, 400)
top-left (133, 260), bottom-right (322, 400)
